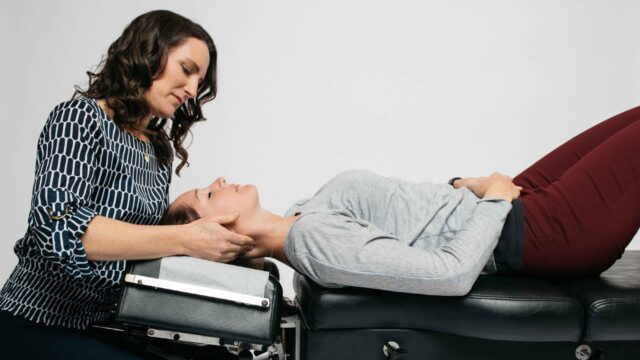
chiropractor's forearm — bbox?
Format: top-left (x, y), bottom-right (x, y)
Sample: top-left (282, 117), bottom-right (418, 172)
top-left (81, 215), bottom-right (186, 261)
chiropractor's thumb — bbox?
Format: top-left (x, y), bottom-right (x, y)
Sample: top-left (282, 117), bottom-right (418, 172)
top-left (214, 212), bottom-right (241, 224)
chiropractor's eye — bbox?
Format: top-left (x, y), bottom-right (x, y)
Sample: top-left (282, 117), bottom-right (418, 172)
top-left (208, 192), bottom-right (212, 199)
top-left (181, 64), bottom-right (193, 76)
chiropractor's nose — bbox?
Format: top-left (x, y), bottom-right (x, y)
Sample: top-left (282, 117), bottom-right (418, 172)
top-left (184, 77), bottom-right (198, 100)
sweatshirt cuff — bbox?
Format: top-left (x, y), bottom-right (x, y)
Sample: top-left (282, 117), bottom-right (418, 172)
top-left (476, 198), bottom-right (513, 217)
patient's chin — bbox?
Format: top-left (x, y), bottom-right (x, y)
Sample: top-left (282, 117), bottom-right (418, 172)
top-left (239, 184), bottom-right (257, 195)
top-left (243, 185), bottom-right (260, 202)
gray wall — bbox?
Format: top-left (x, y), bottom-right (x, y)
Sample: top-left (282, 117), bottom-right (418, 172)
top-left (1, 0), bottom-right (639, 298)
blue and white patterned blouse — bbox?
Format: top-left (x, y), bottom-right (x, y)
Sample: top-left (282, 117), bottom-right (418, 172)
top-left (0, 97), bottom-right (171, 329)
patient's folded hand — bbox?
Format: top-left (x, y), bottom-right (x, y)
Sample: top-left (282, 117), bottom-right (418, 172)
top-left (460, 174), bottom-right (522, 200)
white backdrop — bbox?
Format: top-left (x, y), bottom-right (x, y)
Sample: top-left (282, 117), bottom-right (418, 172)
top-left (1, 0), bottom-right (639, 298)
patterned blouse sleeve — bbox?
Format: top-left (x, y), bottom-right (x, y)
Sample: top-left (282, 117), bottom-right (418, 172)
top-left (28, 102), bottom-right (102, 278)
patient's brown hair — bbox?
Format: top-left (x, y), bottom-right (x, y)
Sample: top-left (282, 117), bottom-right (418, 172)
top-left (159, 203), bottom-right (201, 225)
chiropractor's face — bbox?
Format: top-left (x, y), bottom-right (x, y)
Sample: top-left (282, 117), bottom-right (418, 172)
top-left (174, 176), bottom-right (260, 220)
top-left (145, 37), bottom-right (210, 119)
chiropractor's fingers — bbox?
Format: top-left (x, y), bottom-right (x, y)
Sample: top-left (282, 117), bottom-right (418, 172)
top-left (217, 251), bottom-right (241, 263)
top-left (216, 225), bottom-right (254, 251)
top-left (209, 212), bottom-right (255, 250)
top-left (221, 242), bottom-right (247, 256)
top-left (212, 241), bottom-right (248, 263)
top-left (227, 232), bottom-right (254, 247)
top-left (241, 246), bottom-right (265, 259)
top-left (228, 236), bottom-right (254, 254)
top-left (214, 212), bottom-right (240, 225)
top-left (185, 215), bottom-right (255, 262)
top-left (214, 228), bottom-right (254, 255)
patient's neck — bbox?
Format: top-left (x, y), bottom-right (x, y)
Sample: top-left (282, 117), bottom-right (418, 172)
top-left (239, 209), bottom-right (298, 265)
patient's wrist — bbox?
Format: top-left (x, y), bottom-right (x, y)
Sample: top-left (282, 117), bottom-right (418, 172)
top-left (448, 177), bottom-right (462, 189)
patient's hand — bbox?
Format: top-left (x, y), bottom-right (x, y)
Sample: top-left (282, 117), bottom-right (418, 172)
top-left (454, 177), bottom-right (488, 197)
top-left (456, 174), bottom-right (522, 199)
top-left (482, 173), bottom-right (523, 202)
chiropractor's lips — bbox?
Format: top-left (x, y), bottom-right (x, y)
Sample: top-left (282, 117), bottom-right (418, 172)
top-left (170, 93), bottom-right (182, 106)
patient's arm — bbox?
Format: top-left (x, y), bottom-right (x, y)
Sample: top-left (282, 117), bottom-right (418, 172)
top-left (452, 177), bottom-right (487, 191)
top-left (284, 200), bottom-right (511, 296)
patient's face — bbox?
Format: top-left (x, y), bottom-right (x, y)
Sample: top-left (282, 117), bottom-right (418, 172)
top-left (173, 176), bottom-right (260, 221)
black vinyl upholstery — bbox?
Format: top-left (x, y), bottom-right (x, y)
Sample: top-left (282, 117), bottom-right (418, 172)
top-left (561, 251), bottom-right (640, 342)
top-left (295, 274), bottom-right (582, 342)
top-left (294, 250), bottom-right (640, 359)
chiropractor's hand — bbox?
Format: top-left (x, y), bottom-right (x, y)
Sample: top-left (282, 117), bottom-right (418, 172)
top-left (182, 213), bottom-right (255, 263)
top-left (481, 172), bottom-right (522, 202)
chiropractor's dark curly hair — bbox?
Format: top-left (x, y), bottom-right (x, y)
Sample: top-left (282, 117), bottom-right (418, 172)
top-left (74, 9), bottom-right (217, 175)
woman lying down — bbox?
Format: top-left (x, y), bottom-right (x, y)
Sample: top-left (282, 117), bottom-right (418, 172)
top-left (161, 107), bottom-right (640, 296)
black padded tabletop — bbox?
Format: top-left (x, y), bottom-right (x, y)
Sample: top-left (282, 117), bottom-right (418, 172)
top-left (561, 250), bottom-right (640, 342)
top-left (294, 271), bottom-right (583, 342)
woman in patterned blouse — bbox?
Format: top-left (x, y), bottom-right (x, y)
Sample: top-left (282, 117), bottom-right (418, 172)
top-left (0, 10), bottom-right (251, 359)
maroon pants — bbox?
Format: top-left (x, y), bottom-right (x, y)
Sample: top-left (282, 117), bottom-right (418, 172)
top-left (515, 106), bottom-right (640, 279)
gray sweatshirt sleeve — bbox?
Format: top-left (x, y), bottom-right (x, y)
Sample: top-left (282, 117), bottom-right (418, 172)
top-left (285, 199), bottom-right (512, 296)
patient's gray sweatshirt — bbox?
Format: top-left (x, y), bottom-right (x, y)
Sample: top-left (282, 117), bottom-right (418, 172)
top-left (283, 170), bottom-right (512, 296)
